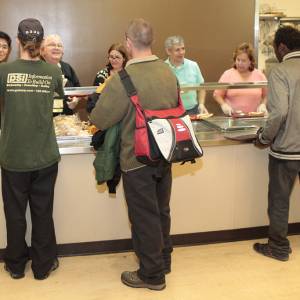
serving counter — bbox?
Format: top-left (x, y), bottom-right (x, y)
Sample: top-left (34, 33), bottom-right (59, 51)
top-left (1, 116), bottom-right (300, 255)
top-left (1, 94), bottom-right (300, 257)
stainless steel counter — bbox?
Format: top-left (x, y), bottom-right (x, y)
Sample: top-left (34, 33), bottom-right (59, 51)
top-left (58, 116), bottom-right (267, 155)
top-left (57, 136), bottom-right (93, 155)
top-left (193, 116), bottom-right (266, 146)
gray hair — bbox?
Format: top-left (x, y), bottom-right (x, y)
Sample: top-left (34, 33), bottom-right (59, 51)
top-left (164, 35), bottom-right (184, 49)
top-left (43, 34), bottom-right (63, 47)
top-left (126, 18), bottom-right (153, 49)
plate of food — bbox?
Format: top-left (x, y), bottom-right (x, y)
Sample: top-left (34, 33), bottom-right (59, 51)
top-left (189, 113), bottom-right (214, 121)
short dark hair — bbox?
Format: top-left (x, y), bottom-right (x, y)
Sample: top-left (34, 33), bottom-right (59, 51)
top-left (0, 31), bottom-right (11, 48)
top-left (274, 26), bottom-right (300, 50)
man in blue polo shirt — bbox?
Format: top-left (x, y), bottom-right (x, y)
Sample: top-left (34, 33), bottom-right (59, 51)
top-left (165, 35), bottom-right (208, 115)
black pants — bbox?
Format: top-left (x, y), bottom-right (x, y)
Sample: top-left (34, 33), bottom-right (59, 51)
top-left (1, 163), bottom-right (58, 277)
top-left (268, 155), bottom-right (300, 255)
top-left (122, 163), bottom-right (173, 285)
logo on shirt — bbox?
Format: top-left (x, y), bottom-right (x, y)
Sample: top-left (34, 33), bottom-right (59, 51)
top-left (7, 73), bottom-right (29, 84)
top-left (6, 73), bottom-right (53, 94)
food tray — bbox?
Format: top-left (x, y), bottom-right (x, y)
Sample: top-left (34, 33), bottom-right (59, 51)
top-left (64, 86), bottom-right (97, 97)
top-left (232, 112), bottom-right (265, 118)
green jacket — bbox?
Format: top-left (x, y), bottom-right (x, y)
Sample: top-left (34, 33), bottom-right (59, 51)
top-left (90, 55), bottom-right (178, 171)
top-left (93, 124), bottom-right (120, 184)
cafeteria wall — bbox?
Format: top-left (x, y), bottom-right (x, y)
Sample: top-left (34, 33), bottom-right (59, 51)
top-left (0, 0), bottom-right (256, 114)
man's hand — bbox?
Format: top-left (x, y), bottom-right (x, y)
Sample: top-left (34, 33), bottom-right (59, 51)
top-left (221, 103), bottom-right (233, 116)
top-left (199, 103), bottom-right (209, 114)
top-left (253, 127), bottom-right (269, 149)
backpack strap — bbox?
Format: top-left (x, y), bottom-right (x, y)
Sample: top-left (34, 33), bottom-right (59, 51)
top-left (118, 69), bottom-right (140, 107)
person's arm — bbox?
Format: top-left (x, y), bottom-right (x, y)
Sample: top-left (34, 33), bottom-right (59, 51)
top-left (213, 94), bottom-right (233, 116)
top-left (257, 67), bottom-right (288, 145)
top-left (194, 63), bottom-right (208, 114)
top-left (198, 90), bottom-right (208, 114)
top-left (213, 70), bottom-right (233, 116)
top-left (256, 70), bottom-right (268, 114)
top-left (90, 76), bottom-right (128, 130)
top-left (257, 96), bottom-right (268, 114)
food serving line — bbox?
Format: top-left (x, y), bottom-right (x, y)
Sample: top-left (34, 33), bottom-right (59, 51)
top-left (2, 81), bottom-right (300, 257)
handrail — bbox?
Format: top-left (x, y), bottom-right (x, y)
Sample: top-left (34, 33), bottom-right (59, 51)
top-left (180, 81), bottom-right (268, 91)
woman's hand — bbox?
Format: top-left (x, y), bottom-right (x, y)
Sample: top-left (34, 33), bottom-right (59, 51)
top-left (221, 103), bottom-right (233, 116)
top-left (257, 103), bottom-right (268, 115)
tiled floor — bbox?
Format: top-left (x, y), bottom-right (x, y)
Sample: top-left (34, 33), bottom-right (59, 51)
top-left (1, 236), bottom-right (300, 300)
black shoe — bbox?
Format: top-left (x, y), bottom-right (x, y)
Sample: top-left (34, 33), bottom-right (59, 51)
top-left (164, 266), bottom-right (171, 275)
top-left (121, 271), bottom-right (166, 291)
top-left (4, 264), bottom-right (25, 279)
top-left (34, 258), bottom-right (59, 280)
top-left (253, 243), bottom-right (289, 261)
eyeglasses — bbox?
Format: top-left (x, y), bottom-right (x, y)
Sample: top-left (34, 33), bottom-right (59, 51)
top-left (46, 43), bottom-right (63, 48)
top-left (108, 55), bottom-right (123, 60)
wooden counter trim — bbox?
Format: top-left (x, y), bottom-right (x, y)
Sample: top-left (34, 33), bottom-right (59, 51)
top-left (1, 223), bottom-right (300, 260)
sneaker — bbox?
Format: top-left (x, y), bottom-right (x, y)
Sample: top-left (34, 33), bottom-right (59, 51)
top-left (253, 243), bottom-right (289, 261)
top-left (4, 264), bottom-right (25, 279)
top-left (121, 271), bottom-right (166, 291)
top-left (34, 258), bottom-right (59, 280)
top-left (164, 266), bottom-right (171, 275)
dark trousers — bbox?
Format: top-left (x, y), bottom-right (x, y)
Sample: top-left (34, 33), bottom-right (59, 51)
top-left (1, 163), bottom-right (58, 277)
top-left (268, 155), bottom-right (300, 255)
top-left (122, 163), bottom-right (173, 285)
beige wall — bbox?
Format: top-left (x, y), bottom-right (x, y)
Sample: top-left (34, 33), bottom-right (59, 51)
top-left (260, 0), bottom-right (300, 15)
top-left (0, 0), bottom-right (256, 114)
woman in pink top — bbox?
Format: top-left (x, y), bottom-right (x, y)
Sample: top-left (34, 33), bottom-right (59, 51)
top-left (213, 43), bottom-right (267, 115)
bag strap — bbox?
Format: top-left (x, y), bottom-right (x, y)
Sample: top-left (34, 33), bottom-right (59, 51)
top-left (118, 69), bottom-right (140, 108)
top-left (119, 69), bottom-right (184, 112)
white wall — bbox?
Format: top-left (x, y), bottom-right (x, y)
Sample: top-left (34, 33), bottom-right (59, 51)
top-left (260, 0), bottom-right (300, 16)
top-left (259, 0), bottom-right (300, 71)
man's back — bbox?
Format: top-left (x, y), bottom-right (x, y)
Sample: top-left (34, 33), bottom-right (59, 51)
top-left (266, 52), bottom-right (300, 158)
top-left (91, 56), bottom-right (178, 171)
top-left (0, 59), bottom-right (63, 171)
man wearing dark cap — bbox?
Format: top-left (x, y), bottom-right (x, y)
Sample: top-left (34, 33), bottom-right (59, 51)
top-left (0, 18), bottom-right (64, 280)
top-left (253, 26), bottom-right (300, 261)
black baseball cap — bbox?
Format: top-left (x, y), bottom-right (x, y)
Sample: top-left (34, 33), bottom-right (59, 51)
top-left (18, 18), bottom-right (44, 43)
